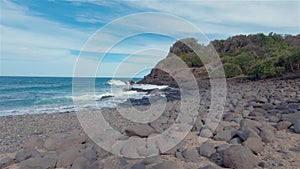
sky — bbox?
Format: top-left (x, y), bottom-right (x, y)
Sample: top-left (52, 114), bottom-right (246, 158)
top-left (1, 0), bottom-right (299, 77)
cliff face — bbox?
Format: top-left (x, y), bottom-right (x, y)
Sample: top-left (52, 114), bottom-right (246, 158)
top-left (139, 33), bottom-right (300, 85)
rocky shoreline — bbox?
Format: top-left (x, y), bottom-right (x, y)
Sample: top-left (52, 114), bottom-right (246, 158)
top-left (0, 77), bottom-right (300, 169)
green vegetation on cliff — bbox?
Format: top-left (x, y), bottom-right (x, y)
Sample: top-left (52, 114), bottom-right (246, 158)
top-left (170, 33), bottom-right (300, 79)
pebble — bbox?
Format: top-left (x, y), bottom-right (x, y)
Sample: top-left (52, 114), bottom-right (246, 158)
top-left (199, 128), bottom-right (213, 138)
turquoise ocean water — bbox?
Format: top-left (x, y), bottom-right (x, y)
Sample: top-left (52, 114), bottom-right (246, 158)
top-left (0, 76), bottom-right (167, 116)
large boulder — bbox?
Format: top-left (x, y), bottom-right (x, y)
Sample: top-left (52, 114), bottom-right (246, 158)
top-left (223, 145), bottom-right (258, 169)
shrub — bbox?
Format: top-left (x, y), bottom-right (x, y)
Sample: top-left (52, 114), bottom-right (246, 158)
top-left (223, 63), bottom-right (243, 77)
top-left (228, 52), bottom-right (256, 72)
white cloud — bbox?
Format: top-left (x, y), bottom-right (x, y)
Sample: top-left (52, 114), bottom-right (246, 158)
top-left (125, 0), bottom-right (300, 35)
top-left (2, 0), bottom-right (299, 77)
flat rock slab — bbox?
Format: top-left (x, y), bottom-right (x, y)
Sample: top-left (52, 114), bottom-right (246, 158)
top-left (125, 124), bottom-right (156, 138)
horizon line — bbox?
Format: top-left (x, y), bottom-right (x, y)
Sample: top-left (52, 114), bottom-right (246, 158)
top-left (0, 75), bottom-right (144, 79)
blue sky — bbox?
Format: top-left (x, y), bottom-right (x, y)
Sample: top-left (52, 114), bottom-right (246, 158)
top-left (1, 0), bottom-right (299, 77)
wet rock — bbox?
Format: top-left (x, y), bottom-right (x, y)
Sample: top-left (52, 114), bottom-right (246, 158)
top-left (125, 124), bottom-right (155, 138)
top-left (243, 137), bottom-right (264, 154)
top-left (260, 128), bottom-right (276, 143)
top-left (223, 145), bottom-right (257, 169)
top-left (293, 119), bottom-right (300, 134)
top-left (276, 121), bottom-right (292, 130)
top-left (15, 148), bottom-right (39, 162)
top-left (19, 157), bottom-right (57, 169)
top-left (23, 135), bottom-right (44, 149)
top-left (199, 143), bottom-right (216, 158)
top-left (71, 157), bottom-right (90, 169)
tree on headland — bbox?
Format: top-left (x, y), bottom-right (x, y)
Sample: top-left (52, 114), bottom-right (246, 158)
top-left (175, 33), bottom-right (300, 79)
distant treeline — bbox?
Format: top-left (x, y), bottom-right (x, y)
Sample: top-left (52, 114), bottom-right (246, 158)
top-left (170, 33), bottom-right (300, 79)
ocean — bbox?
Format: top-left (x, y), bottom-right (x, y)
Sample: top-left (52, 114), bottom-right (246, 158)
top-left (0, 76), bottom-right (168, 116)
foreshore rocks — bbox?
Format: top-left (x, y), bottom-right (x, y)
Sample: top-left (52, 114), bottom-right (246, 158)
top-left (0, 77), bottom-right (299, 168)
